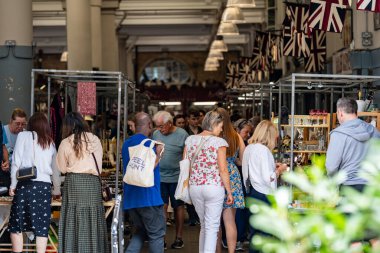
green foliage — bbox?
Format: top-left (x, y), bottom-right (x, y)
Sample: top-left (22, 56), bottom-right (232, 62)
top-left (249, 139), bottom-right (380, 253)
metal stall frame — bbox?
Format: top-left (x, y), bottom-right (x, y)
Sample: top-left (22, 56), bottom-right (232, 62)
top-left (31, 69), bottom-right (136, 253)
top-left (273, 73), bottom-right (380, 174)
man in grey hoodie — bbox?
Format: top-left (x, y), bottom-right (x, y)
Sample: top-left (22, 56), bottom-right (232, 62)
top-left (326, 97), bottom-right (380, 192)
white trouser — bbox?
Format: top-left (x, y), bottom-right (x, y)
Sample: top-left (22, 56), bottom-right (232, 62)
top-left (190, 185), bottom-right (225, 253)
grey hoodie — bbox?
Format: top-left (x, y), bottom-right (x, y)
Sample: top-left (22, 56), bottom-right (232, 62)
top-left (326, 118), bottom-right (380, 185)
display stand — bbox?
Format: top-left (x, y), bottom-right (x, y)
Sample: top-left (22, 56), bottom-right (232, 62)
top-left (273, 73), bottom-right (380, 171)
top-left (31, 69), bottom-right (134, 253)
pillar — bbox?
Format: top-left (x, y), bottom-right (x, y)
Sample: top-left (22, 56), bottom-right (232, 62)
top-left (66, 0), bottom-right (92, 70)
top-left (0, 0), bottom-right (33, 122)
top-left (91, 0), bottom-right (102, 70)
top-left (102, 11), bottom-right (119, 71)
top-left (126, 49), bottom-right (135, 81)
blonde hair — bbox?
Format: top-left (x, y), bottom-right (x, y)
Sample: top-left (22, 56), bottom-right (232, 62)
top-left (248, 120), bottom-right (278, 150)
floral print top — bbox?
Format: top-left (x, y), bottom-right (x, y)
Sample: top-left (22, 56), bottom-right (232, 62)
top-left (185, 135), bottom-right (228, 186)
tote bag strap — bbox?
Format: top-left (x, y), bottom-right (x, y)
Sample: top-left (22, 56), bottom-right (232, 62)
top-left (190, 136), bottom-right (210, 168)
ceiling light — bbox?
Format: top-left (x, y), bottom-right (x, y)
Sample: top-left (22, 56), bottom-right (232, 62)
top-left (210, 36), bottom-right (228, 52)
top-left (204, 67), bottom-right (218, 71)
top-left (205, 57), bottom-right (220, 67)
top-left (159, 102), bottom-right (181, 106)
top-left (227, 0), bottom-right (256, 7)
top-left (217, 22), bottom-right (239, 36)
top-left (318, 82), bottom-right (324, 88)
top-left (307, 82), bottom-right (313, 89)
top-left (208, 50), bottom-right (224, 60)
top-left (221, 6), bottom-right (246, 23)
top-left (40, 84), bottom-right (46, 90)
top-left (193, 102), bottom-right (217, 106)
top-left (60, 51), bottom-right (68, 62)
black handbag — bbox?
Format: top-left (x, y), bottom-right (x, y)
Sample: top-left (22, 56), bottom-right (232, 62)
top-left (92, 153), bottom-right (112, 202)
top-left (16, 132), bottom-right (38, 181)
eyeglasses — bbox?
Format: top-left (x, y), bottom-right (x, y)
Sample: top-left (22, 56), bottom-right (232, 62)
top-left (156, 122), bottom-right (170, 129)
top-left (13, 121), bottom-right (27, 127)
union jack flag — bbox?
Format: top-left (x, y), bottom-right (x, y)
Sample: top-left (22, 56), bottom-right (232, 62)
top-left (357, 0), bottom-right (380, 12)
top-left (305, 29), bottom-right (326, 72)
top-left (308, 0), bottom-right (348, 33)
top-left (238, 57), bottom-right (255, 85)
top-left (283, 3), bottom-right (310, 57)
top-left (225, 61), bottom-right (239, 89)
top-left (251, 34), bottom-right (261, 70)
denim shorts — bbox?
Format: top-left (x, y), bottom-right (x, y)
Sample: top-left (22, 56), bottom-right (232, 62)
top-left (160, 182), bottom-right (184, 209)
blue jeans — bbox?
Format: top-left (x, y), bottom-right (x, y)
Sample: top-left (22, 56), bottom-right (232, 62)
top-left (125, 205), bottom-right (166, 253)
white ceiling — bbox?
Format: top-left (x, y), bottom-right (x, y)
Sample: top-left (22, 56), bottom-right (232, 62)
top-left (32, 0), bottom-right (266, 54)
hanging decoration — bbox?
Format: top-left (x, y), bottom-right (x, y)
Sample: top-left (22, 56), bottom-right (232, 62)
top-left (305, 29), bottom-right (327, 72)
top-left (357, 0), bottom-right (380, 12)
top-left (308, 0), bottom-right (349, 33)
top-left (225, 61), bottom-right (239, 89)
top-left (283, 3), bottom-right (310, 57)
top-left (77, 82), bottom-right (97, 116)
top-left (238, 57), bottom-right (256, 85)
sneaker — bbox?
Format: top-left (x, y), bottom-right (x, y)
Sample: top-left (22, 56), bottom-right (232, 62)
top-left (236, 241), bottom-right (244, 251)
top-left (164, 242), bottom-right (167, 250)
top-left (166, 219), bottom-right (172, 226)
top-left (171, 238), bottom-right (184, 249)
top-left (221, 240), bottom-right (228, 249)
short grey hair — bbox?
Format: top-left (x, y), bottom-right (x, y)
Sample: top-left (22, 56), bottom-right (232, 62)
top-left (153, 110), bottom-right (173, 124)
top-left (337, 97), bottom-right (358, 114)
top-left (202, 110), bottom-right (223, 131)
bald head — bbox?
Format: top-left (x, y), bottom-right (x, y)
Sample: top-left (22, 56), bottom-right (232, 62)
top-left (135, 112), bottom-right (153, 136)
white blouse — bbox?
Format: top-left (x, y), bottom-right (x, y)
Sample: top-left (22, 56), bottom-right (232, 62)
top-left (242, 143), bottom-right (276, 195)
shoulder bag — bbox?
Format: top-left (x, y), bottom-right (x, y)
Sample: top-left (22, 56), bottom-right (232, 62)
top-left (175, 136), bottom-right (210, 204)
top-left (16, 132), bottom-right (37, 181)
top-left (92, 153), bottom-right (112, 202)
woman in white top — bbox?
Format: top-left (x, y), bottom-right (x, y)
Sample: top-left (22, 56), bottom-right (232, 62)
top-left (8, 112), bottom-right (61, 253)
top-left (242, 120), bottom-right (287, 253)
top-left (184, 109), bottom-right (233, 253)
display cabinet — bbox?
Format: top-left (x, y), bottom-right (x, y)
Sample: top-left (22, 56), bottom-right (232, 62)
top-left (332, 112), bottom-right (380, 131)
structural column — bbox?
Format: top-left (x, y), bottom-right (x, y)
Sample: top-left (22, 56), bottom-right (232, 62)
top-left (91, 0), bottom-right (102, 70)
top-left (0, 0), bottom-right (33, 122)
top-left (102, 10), bottom-right (119, 71)
top-left (66, 0), bottom-right (92, 70)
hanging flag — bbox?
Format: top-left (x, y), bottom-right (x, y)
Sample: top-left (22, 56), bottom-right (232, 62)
top-left (305, 30), bottom-right (327, 72)
top-left (225, 61), bottom-right (239, 89)
top-left (77, 82), bottom-right (97, 115)
top-left (251, 34), bottom-right (262, 70)
top-left (308, 0), bottom-right (348, 33)
top-left (357, 0), bottom-right (380, 12)
top-left (269, 34), bottom-right (281, 65)
top-left (282, 3), bottom-right (310, 57)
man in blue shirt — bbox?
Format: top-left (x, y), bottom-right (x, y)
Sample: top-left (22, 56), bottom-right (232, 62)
top-left (122, 112), bottom-right (166, 253)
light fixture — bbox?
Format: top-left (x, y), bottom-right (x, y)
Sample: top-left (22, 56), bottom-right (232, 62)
top-left (60, 51), bottom-right (68, 62)
top-left (193, 102), bottom-right (218, 106)
top-left (208, 50), bottom-right (224, 60)
top-left (318, 82), bottom-right (324, 88)
top-left (210, 35), bottom-right (228, 52)
top-left (159, 102), bottom-right (181, 106)
top-left (40, 84), bottom-right (46, 90)
top-left (217, 22), bottom-right (239, 36)
top-left (227, 0), bottom-right (256, 7)
top-left (205, 57), bottom-right (220, 67)
top-left (221, 6), bottom-right (246, 23)
top-left (307, 82), bottom-right (313, 90)
top-left (204, 66), bottom-right (218, 71)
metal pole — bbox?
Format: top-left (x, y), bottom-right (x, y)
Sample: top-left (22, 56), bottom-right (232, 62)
top-left (65, 84), bottom-right (68, 115)
top-left (260, 82), bottom-right (263, 120)
top-left (132, 83), bottom-right (136, 113)
top-left (342, 88), bottom-right (344, 97)
top-left (47, 77), bottom-right (51, 123)
top-left (252, 88), bottom-right (255, 117)
top-left (123, 80), bottom-right (128, 141)
top-left (111, 194), bottom-right (121, 253)
top-left (115, 74), bottom-right (122, 202)
top-left (31, 71), bottom-right (35, 115)
top-left (269, 86), bottom-right (273, 119)
top-left (244, 92), bottom-right (247, 118)
top-left (290, 74), bottom-right (295, 172)
top-left (330, 88), bottom-right (334, 128)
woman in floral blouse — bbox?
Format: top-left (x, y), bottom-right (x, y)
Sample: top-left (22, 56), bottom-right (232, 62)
top-left (184, 109), bottom-right (233, 253)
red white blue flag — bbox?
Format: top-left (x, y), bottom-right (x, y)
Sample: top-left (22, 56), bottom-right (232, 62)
top-left (357, 0), bottom-right (380, 12)
top-left (225, 61), bottom-right (239, 88)
top-left (308, 0), bottom-right (348, 33)
top-left (305, 30), bottom-right (326, 72)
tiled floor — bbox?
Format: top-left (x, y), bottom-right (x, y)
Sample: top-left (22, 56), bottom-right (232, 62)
top-left (125, 222), bottom-right (250, 253)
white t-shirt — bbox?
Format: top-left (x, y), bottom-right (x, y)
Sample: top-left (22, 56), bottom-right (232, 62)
top-left (242, 143), bottom-right (276, 195)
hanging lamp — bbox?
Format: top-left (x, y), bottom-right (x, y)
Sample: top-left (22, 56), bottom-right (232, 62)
top-left (208, 50), bottom-right (224, 60)
top-left (217, 22), bottom-right (239, 36)
top-left (221, 6), bottom-right (245, 23)
top-left (227, 0), bottom-right (256, 8)
top-left (205, 57), bottom-right (220, 67)
top-left (210, 35), bottom-right (228, 52)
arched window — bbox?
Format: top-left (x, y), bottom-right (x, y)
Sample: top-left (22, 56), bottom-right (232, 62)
top-left (140, 58), bottom-right (192, 86)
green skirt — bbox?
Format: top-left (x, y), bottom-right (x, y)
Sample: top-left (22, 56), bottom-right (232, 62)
top-left (58, 173), bottom-right (109, 253)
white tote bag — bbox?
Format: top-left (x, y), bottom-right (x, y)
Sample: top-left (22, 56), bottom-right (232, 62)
top-left (175, 137), bottom-right (209, 204)
top-left (124, 139), bottom-right (164, 187)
